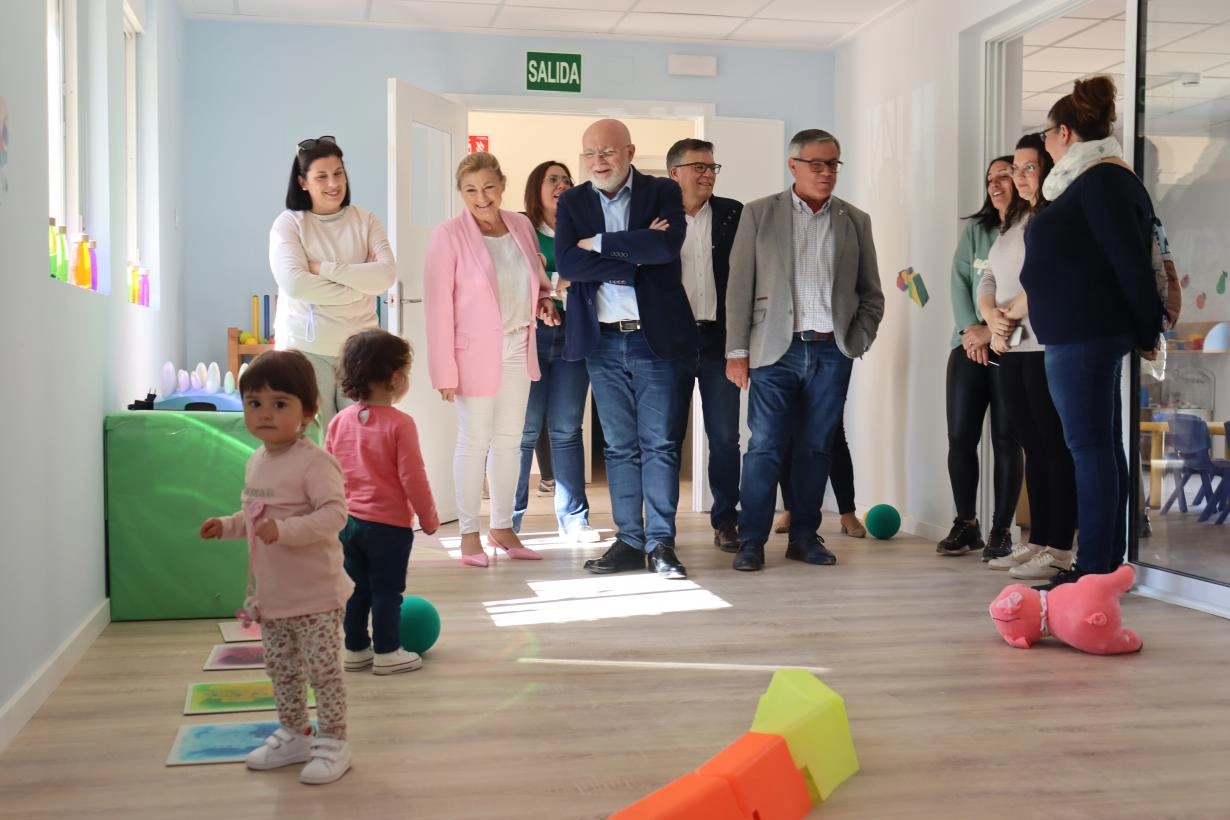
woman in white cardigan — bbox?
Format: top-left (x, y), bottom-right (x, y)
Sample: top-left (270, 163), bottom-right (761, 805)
top-left (269, 135), bottom-right (396, 428)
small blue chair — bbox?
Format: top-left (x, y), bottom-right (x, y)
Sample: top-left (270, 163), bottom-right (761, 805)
top-left (1156, 412), bottom-right (1230, 519)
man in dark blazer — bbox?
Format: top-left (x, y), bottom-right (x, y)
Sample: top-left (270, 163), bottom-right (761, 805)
top-left (666, 138), bottom-right (744, 554)
top-left (725, 128), bottom-right (885, 571)
top-left (556, 118), bottom-right (698, 579)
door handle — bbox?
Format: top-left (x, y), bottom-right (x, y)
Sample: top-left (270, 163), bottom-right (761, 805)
top-left (383, 297), bottom-right (423, 304)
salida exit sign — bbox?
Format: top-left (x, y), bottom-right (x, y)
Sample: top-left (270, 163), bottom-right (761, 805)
top-left (527, 52), bottom-right (582, 93)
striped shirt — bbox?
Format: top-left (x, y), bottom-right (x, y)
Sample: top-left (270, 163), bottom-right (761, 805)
top-left (790, 189), bottom-right (835, 333)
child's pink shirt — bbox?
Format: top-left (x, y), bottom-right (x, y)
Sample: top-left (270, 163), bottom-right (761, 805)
top-left (325, 404), bottom-right (440, 532)
top-left (218, 436), bottom-right (352, 620)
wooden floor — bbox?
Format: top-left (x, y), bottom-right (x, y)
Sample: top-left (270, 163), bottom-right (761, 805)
top-left (4, 487), bottom-right (1230, 819)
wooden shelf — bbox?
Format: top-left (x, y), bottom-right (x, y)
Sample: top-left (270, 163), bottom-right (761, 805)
top-left (226, 326), bottom-right (274, 379)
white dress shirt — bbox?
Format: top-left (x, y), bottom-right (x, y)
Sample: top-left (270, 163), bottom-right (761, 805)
top-left (682, 201), bottom-right (717, 322)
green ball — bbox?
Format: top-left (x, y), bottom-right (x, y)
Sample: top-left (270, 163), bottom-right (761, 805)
top-left (399, 596), bottom-right (441, 655)
top-left (864, 504), bottom-right (901, 540)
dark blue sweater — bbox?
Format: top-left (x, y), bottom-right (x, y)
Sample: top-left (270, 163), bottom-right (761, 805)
top-left (1020, 163), bottom-right (1164, 350)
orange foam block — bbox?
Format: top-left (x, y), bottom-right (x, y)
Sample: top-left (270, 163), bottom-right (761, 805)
top-left (610, 772), bottom-right (746, 820)
top-left (750, 669), bottom-right (859, 803)
top-left (696, 731), bottom-right (812, 820)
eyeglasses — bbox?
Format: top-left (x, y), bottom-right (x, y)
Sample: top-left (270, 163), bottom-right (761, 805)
top-left (297, 135), bottom-right (336, 152)
top-left (1035, 125), bottom-right (1058, 140)
top-left (581, 146), bottom-right (629, 162)
top-left (791, 158), bottom-right (843, 173)
top-left (545, 174), bottom-right (573, 187)
top-left (672, 162), bottom-right (722, 175)
top-left (1011, 162), bottom-right (1040, 176)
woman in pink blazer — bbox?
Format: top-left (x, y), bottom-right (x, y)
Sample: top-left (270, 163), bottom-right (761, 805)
top-left (425, 152), bottom-right (558, 567)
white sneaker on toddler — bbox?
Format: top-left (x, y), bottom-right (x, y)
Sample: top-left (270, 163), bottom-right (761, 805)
top-left (299, 736), bottom-right (352, 785)
top-left (373, 648), bottom-right (423, 675)
top-left (246, 725), bottom-right (313, 770)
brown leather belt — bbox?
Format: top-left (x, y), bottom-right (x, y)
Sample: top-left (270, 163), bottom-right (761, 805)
top-left (796, 330), bottom-right (834, 341)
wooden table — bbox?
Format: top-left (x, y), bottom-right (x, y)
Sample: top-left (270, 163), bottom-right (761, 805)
top-left (1141, 419), bottom-right (1227, 508)
top-left (226, 326), bottom-right (274, 379)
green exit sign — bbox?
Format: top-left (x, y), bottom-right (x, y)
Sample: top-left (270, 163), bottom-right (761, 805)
top-left (527, 52), bottom-right (582, 93)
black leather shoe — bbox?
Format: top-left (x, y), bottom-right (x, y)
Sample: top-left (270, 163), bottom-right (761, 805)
top-left (647, 544), bottom-right (688, 580)
top-left (713, 522), bottom-right (740, 553)
top-left (785, 533), bottom-right (837, 566)
top-left (732, 543), bottom-right (764, 572)
top-left (583, 540), bottom-right (647, 575)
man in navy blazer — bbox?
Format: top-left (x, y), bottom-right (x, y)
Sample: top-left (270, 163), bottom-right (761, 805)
top-left (666, 138), bottom-right (744, 555)
top-left (556, 118), bottom-right (697, 579)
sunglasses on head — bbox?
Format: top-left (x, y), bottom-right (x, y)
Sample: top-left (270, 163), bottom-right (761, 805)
top-left (297, 135), bottom-right (336, 152)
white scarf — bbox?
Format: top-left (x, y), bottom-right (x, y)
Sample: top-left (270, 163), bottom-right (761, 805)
top-left (1042, 135), bottom-right (1123, 201)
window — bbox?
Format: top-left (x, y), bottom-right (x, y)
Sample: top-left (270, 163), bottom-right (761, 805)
top-left (123, 7), bottom-right (149, 305)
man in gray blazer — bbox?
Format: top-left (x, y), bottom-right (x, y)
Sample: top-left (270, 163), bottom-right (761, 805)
top-left (724, 128), bottom-right (884, 571)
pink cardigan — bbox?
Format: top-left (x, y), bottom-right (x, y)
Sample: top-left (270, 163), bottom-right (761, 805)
top-left (424, 209), bottom-right (548, 397)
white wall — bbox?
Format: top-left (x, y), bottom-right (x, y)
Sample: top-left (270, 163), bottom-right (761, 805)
top-left (0, 0), bottom-right (184, 747)
top-left (181, 21), bottom-right (833, 368)
top-left (833, 0), bottom-right (1038, 538)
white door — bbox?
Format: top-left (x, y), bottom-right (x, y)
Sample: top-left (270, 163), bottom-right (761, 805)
top-left (689, 115), bottom-right (785, 513)
top-left (386, 78), bottom-right (468, 523)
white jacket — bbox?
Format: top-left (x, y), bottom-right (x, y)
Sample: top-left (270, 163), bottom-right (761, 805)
top-left (268, 205), bottom-right (396, 357)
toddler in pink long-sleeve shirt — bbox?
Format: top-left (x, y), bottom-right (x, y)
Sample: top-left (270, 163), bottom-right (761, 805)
top-left (200, 350), bottom-right (353, 786)
top-left (326, 330), bottom-right (439, 677)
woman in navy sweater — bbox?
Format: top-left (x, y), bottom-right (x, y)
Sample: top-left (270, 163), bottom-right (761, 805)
top-left (1015, 76), bottom-right (1165, 588)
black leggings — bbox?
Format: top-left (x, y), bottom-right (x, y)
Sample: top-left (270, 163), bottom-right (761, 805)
top-left (997, 352), bottom-right (1075, 549)
top-left (945, 346), bottom-right (1022, 529)
top-left (780, 420), bottom-right (855, 515)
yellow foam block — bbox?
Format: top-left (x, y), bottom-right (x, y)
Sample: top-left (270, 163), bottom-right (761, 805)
top-left (750, 669), bottom-right (859, 803)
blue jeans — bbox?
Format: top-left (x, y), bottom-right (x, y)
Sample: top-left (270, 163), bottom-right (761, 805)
top-left (738, 338), bottom-right (854, 546)
top-left (586, 327), bottom-right (689, 551)
top-left (340, 516), bottom-right (413, 655)
top-left (514, 320), bottom-right (592, 533)
top-left (678, 324), bottom-right (741, 528)
top-left (1045, 336), bottom-right (1132, 574)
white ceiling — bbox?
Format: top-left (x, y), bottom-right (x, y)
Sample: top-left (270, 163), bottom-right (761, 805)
top-left (177, 0), bottom-right (904, 48)
top-left (1021, 0), bottom-right (1230, 137)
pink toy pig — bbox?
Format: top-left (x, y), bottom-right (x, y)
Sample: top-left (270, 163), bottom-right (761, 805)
top-left (989, 565), bottom-right (1143, 655)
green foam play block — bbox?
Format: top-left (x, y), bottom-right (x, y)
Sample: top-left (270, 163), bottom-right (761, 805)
top-left (750, 669), bottom-right (859, 803)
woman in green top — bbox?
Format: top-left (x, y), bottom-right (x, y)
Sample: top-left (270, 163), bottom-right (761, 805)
top-left (512, 161), bottom-right (597, 542)
top-left (938, 156), bottom-right (1024, 560)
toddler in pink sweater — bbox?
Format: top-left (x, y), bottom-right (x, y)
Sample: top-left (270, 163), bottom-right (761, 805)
top-left (326, 330), bottom-right (439, 675)
top-left (200, 350), bottom-right (352, 785)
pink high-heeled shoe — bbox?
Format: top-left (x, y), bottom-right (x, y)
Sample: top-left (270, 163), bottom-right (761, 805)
top-left (460, 550), bottom-right (489, 568)
top-left (487, 533), bottom-right (542, 561)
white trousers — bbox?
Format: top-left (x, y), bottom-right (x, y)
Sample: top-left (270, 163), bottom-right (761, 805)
top-left (454, 332), bottom-right (532, 534)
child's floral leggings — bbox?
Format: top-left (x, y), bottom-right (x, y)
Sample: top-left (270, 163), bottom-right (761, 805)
top-left (262, 609), bottom-right (347, 739)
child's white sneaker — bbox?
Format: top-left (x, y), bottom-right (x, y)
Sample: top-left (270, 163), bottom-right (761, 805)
top-left (299, 737), bottom-right (352, 785)
top-left (344, 647), bottom-right (374, 671)
top-left (245, 726), bottom-right (313, 770)
top-left (373, 648), bottom-right (423, 675)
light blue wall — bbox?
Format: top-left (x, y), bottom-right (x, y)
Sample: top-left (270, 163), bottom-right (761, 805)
top-left (182, 21), bottom-right (834, 366)
top-left (0, 0), bottom-right (185, 729)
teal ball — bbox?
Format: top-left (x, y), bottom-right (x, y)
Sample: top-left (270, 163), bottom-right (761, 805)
top-left (399, 596), bottom-right (441, 655)
top-left (864, 504), bottom-right (901, 540)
